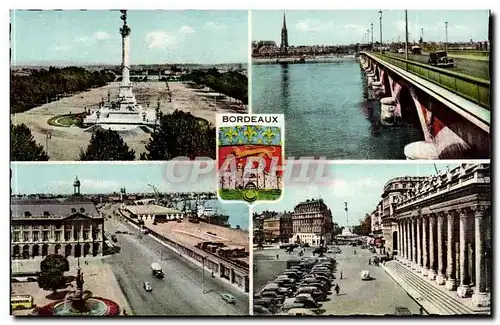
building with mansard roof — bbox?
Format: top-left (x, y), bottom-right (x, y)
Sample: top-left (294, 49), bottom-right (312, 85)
top-left (11, 176), bottom-right (105, 260)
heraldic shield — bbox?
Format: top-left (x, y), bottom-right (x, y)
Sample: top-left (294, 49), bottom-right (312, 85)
top-left (216, 114), bottom-right (284, 204)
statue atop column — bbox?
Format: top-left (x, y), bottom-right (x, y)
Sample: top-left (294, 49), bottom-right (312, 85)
top-left (120, 10), bottom-right (131, 37)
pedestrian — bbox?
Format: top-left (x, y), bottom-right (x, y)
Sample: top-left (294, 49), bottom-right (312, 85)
top-left (276, 254), bottom-right (279, 260)
top-left (368, 258), bottom-right (371, 265)
top-left (340, 271), bottom-right (343, 280)
top-left (335, 284), bottom-right (340, 296)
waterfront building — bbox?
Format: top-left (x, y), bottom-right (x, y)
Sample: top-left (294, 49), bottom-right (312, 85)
top-left (291, 199), bottom-right (333, 246)
top-left (11, 176), bottom-right (105, 259)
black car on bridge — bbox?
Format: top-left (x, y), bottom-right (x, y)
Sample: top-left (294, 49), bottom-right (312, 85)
top-left (428, 51), bottom-right (455, 68)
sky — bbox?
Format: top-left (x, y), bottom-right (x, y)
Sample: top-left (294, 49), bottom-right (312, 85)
top-left (253, 162), bottom-right (461, 227)
top-left (252, 10), bottom-right (489, 46)
top-left (11, 10), bottom-right (248, 65)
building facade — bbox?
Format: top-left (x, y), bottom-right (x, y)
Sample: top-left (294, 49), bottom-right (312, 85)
top-left (11, 177), bottom-right (105, 259)
top-left (291, 199), bottom-right (333, 246)
top-left (262, 212), bottom-right (293, 243)
top-left (390, 164), bottom-right (491, 307)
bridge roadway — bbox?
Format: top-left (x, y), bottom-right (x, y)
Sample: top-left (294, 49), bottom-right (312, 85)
top-left (386, 52), bottom-right (489, 80)
top-left (103, 214), bottom-right (248, 316)
top-left (362, 52), bottom-right (490, 134)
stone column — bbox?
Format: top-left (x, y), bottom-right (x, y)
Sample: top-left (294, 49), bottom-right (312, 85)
top-left (428, 214), bottom-right (437, 280)
top-left (422, 215), bottom-right (429, 276)
top-left (411, 218), bottom-right (417, 268)
top-left (416, 216), bottom-right (422, 272)
top-left (436, 212), bottom-right (446, 285)
top-left (471, 206), bottom-right (490, 307)
top-left (457, 209), bottom-right (471, 296)
top-left (405, 219), bottom-right (411, 264)
top-left (71, 224), bottom-right (75, 241)
top-left (445, 210), bottom-right (457, 291)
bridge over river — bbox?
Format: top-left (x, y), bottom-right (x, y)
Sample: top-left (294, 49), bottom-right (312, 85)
top-left (359, 52), bottom-right (490, 160)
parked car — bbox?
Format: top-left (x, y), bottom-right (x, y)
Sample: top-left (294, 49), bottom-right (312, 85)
top-left (143, 281), bottom-right (152, 292)
top-left (428, 51), bottom-right (455, 68)
top-left (287, 308), bottom-right (317, 316)
top-left (361, 270), bottom-right (371, 281)
top-left (394, 307), bottom-right (412, 316)
top-left (220, 293), bottom-right (235, 304)
top-left (296, 286), bottom-right (326, 301)
top-left (253, 305), bottom-right (273, 315)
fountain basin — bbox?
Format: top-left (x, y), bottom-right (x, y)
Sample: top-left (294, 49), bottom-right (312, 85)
top-left (36, 297), bottom-right (120, 316)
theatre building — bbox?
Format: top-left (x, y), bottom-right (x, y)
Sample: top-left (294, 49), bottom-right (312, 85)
top-left (389, 163), bottom-right (491, 307)
top-left (11, 177), bottom-right (105, 259)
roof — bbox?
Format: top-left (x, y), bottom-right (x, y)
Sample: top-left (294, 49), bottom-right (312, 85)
top-left (11, 197), bottom-right (99, 219)
top-left (126, 205), bottom-right (183, 215)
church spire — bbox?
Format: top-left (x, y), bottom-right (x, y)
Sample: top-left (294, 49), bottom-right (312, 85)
top-left (280, 11), bottom-right (289, 53)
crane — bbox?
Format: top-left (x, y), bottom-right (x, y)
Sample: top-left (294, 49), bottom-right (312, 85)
top-left (147, 184), bottom-right (161, 204)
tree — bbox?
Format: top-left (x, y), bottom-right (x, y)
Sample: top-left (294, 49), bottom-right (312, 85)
top-left (40, 254), bottom-right (70, 273)
top-left (80, 129), bottom-right (135, 160)
top-left (38, 269), bottom-right (67, 294)
top-left (353, 214), bottom-right (372, 237)
top-left (11, 123), bottom-right (49, 161)
top-left (141, 110), bottom-right (215, 160)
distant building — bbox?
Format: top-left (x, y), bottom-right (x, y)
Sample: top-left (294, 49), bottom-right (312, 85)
top-left (11, 176), bottom-right (105, 259)
top-left (262, 211), bottom-right (293, 243)
top-left (122, 205), bottom-right (184, 222)
top-left (291, 199), bottom-right (333, 246)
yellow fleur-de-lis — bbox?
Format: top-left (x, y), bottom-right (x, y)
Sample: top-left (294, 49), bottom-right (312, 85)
top-left (262, 127), bottom-right (276, 143)
top-left (243, 126), bottom-right (257, 142)
top-left (224, 127), bottom-right (239, 143)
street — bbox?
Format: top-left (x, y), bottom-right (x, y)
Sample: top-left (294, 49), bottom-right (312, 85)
top-left (102, 209), bottom-right (249, 315)
top-left (254, 245), bottom-right (421, 315)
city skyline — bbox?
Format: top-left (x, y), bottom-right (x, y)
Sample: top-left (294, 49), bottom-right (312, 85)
top-left (253, 163), bottom-right (460, 227)
top-left (11, 162), bottom-right (219, 194)
top-left (11, 10), bottom-right (248, 65)
top-left (252, 10), bottom-right (489, 46)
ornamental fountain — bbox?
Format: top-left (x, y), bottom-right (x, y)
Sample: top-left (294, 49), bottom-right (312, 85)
top-left (35, 258), bottom-right (120, 316)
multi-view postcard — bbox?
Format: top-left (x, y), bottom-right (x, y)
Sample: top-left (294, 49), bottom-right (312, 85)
top-left (8, 7), bottom-right (492, 319)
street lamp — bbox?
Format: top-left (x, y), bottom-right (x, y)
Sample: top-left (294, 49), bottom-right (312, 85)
top-left (445, 21), bottom-right (448, 52)
top-left (405, 10), bottom-right (409, 62)
top-left (370, 23), bottom-right (374, 49)
top-left (379, 10), bottom-right (383, 51)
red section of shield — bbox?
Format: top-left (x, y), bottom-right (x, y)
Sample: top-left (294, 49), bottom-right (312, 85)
top-left (218, 145), bottom-right (283, 175)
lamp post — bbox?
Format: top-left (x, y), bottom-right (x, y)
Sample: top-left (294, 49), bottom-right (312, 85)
top-left (445, 21), bottom-right (448, 52)
top-left (379, 10), bottom-right (383, 52)
top-left (371, 23), bottom-right (374, 49)
top-left (405, 10), bottom-right (409, 62)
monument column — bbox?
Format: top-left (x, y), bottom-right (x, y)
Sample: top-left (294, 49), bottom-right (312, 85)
top-left (471, 206), bottom-right (490, 307)
top-left (457, 208), bottom-right (471, 297)
top-left (422, 215), bottom-right (429, 276)
top-left (416, 216), bottom-right (422, 272)
top-left (120, 10), bottom-right (131, 85)
top-left (445, 210), bottom-right (457, 291)
top-left (436, 212), bottom-right (446, 285)
top-left (428, 214), bottom-right (437, 280)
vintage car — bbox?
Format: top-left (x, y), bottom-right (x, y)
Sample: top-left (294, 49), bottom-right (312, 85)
top-left (428, 51), bottom-right (455, 68)
top-left (361, 270), bottom-right (371, 280)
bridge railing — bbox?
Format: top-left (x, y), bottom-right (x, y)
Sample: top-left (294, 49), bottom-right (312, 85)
top-left (366, 52), bottom-right (490, 109)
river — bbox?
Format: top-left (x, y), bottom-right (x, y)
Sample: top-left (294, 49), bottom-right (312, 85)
top-left (252, 60), bottom-right (424, 159)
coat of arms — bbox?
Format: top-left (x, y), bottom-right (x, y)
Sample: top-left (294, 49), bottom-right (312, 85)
top-left (216, 114), bottom-right (284, 204)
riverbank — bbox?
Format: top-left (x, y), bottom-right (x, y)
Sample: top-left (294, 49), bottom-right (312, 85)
top-left (252, 55), bottom-right (357, 65)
